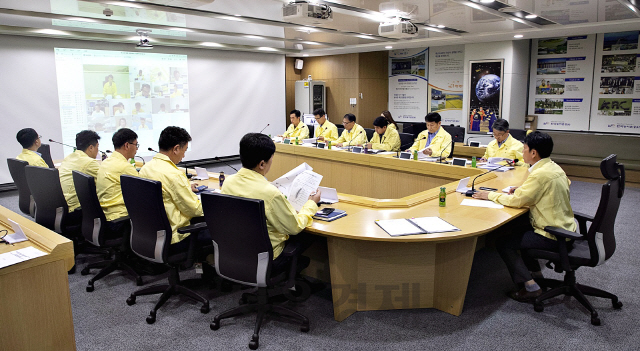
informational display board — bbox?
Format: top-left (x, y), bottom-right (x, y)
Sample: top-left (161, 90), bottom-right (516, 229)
top-left (428, 45), bottom-right (465, 126)
top-left (589, 31), bottom-right (640, 134)
top-left (388, 48), bottom-right (429, 123)
top-left (528, 35), bottom-right (596, 131)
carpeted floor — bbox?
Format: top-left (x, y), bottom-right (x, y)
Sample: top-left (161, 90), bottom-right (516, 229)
top-left (1, 169), bottom-right (639, 350)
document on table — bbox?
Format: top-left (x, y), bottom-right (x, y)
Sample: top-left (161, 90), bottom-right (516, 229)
top-left (303, 138), bottom-right (317, 144)
top-left (272, 163), bottom-right (323, 211)
top-left (409, 217), bottom-right (460, 234)
top-left (0, 247), bottom-right (47, 269)
top-left (488, 157), bottom-right (513, 164)
top-left (478, 164), bottom-right (513, 171)
top-left (460, 199), bottom-right (504, 209)
top-left (375, 217), bottom-right (460, 236)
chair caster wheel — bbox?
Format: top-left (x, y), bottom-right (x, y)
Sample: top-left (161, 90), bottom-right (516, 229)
top-left (612, 299), bottom-right (623, 309)
top-left (80, 267), bottom-right (90, 276)
top-left (126, 296), bottom-right (136, 306)
top-left (284, 278), bottom-right (312, 302)
top-left (86, 284), bottom-right (94, 292)
top-left (300, 324), bottom-right (310, 333)
top-left (591, 316), bottom-right (601, 326)
top-left (201, 303), bottom-right (210, 314)
top-left (533, 302), bottom-right (544, 312)
top-left (249, 335), bottom-right (259, 350)
top-left (136, 277), bottom-right (144, 286)
top-left (146, 312), bottom-right (156, 324)
top-left (210, 321), bottom-right (220, 330)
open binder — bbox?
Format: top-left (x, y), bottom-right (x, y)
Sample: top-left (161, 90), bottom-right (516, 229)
top-left (375, 217), bottom-right (461, 237)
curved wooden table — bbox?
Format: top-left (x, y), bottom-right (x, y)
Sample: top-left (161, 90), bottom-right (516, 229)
top-left (202, 144), bottom-right (529, 321)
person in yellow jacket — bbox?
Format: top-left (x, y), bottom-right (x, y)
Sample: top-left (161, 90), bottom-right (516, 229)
top-left (58, 130), bottom-right (101, 213)
top-left (407, 112), bottom-right (452, 158)
top-left (139, 126), bottom-right (210, 248)
top-left (15, 128), bottom-right (48, 167)
top-left (366, 116), bottom-right (401, 152)
top-left (381, 110), bottom-right (398, 132)
top-left (335, 113), bottom-right (367, 148)
top-left (103, 74), bottom-right (117, 97)
top-left (473, 131), bottom-right (576, 302)
top-left (222, 133), bottom-right (321, 266)
top-left (97, 128), bottom-right (139, 224)
top-left (313, 108), bottom-right (339, 142)
top-left (480, 119), bottom-right (524, 165)
top-left (281, 109), bottom-right (309, 140)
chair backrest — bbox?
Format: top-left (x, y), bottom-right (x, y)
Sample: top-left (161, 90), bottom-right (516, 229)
top-left (407, 122), bottom-right (427, 139)
top-left (337, 127), bottom-right (344, 137)
top-left (510, 129), bottom-right (527, 142)
top-left (121, 175), bottom-right (173, 264)
top-left (364, 128), bottom-right (375, 140)
top-left (72, 171), bottom-right (108, 247)
top-left (201, 193), bottom-right (272, 287)
top-left (586, 154), bottom-right (625, 266)
top-left (7, 158), bottom-right (34, 216)
top-left (25, 166), bottom-right (69, 234)
top-left (37, 143), bottom-right (55, 168)
top-left (306, 124), bottom-right (314, 138)
top-left (442, 125), bottom-right (466, 144)
top-left (398, 132), bottom-right (414, 151)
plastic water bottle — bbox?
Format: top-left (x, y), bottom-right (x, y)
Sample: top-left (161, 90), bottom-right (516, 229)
top-left (295, 137), bottom-right (299, 145)
top-left (328, 140), bottom-right (332, 149)
top-left (130, 158), bottom-right (136, 166)
top-left (471, 156), bottom-right (477, 168)
top-left (413, 150), bottom-right (418, 160)
top-left (439, 187), bottom-right (446, 207)
top-left (219, 171), bottom-right (225, 188)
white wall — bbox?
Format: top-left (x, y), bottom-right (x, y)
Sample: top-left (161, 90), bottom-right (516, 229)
top-left (0, 35), bottom-right (286, 184)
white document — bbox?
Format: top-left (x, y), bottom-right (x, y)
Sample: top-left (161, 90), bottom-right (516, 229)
top-left (460, 199), bottom-right (504, 209)
top-left (300, 143), bottom-right (315, 148)
top-left (272, 163), bottom-right (313, 195)
top-left (503, 186), bottom-right (516, 193)
top-left (419, 156), bottom-right (441, 162)
top-left (378, 151), bottom-right (397, 155)
top-left (0, 247), bottom-right (47, 269)
top-left (192, 167), bottom-right (209, 180)
top-left (456, 177), bottom-right (472, 194)
top-left (318, 186), bottom-right (339, 204)
top-left (488, 157), bottom-right (513, 164)
top-left (478, 164), bottom-right (513, 171)
top-left (302, 138), bottom-right (317, 144)
top-left (271, 163), bottom-right (323, 211)
top-left (4, 219), bottom-right (28, 244)
top-left (410, 217), bottom-right (460, 234)
top-left (272, 136), bottom-right (283, 143)
top-left (375, 219), bottom-right (425, 236)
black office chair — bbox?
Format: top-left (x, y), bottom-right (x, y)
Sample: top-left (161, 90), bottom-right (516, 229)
top-left (442, 125), bottom-right (466, 144)
top-left (203, 193), bottom-right (310, 350)
top-left (306, 124), bottom-right (314, 138)
top-left (7, 158), bottom-right (35, 217)
top-left (526, 154), bottom-right (624, 325)
top-left (510, 128), bottom-right (527, 142)
top-left (399, 132), bottom-right (414, 151)
top-left (408, 122), bottom-right (427, 139)
top-left (364, 128), bottom-right (375, 140)
top-left (72, 171), bottom-right (143, 292)
top-left (37, 143), bottom-right (55, 168)
top-left (121, 175), bottom-right (209, 324)
top-left (337, 127), bottom-right (344, 137)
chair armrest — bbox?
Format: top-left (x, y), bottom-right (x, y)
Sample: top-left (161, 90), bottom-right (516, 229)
top-left (544, 226), bottom-right (583, 240)
top-left (573, 211), bottom-right (594, 223)
top-left (282, 241), bottom-right (302, 257)
top-left (178, 222), bottom-right (208, 234)
top-left (111, 216), bottom-right (130, 224)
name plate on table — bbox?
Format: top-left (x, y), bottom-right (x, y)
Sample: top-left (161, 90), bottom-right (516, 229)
top-left (351, 146), bottom-right (363, 153)
top-left (284, 138), bottom-right (291, 144)
top-left (451, 158), bottom-right (467, 167)
top-left (317, 142), bottom-right (326, 149)
top-left (399, 152), bottom-right (412, 160)
top-left (469, 141), bottom-right (480, 147)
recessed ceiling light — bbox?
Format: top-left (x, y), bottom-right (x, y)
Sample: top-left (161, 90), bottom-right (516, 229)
top-left (69, 17), bottom-right (96, 23)
top-left (304, 41), bottom-right (321, 45)
top-left (385, 46), bottom-right (393, 49)
top-left (171, 27), bottom-right (192, 32)
top-left (201, 42), bottom-right (223, 47)
top-left (234, 14), bottom-right (242, 17)
top-left (258, 47), bottom-right (278, 51)
top-left (436, 25), bottom-right (445, 28)
top-left (244, 35), bottom-right (263, 39)
top-left (514, 34), bottom-right (524, 38)
top-left (357, 35), bottom-right (376, 40)
top-left (480, 0), bottom-right (495, 3)
top-left (221, 16), bottom-right (244, 22)
top-left (525, 14), bottom-right (538, 19)
top-left (36, 29), bottom-right (70, 35)
top-left (303, 54), bottom-right (309, 57)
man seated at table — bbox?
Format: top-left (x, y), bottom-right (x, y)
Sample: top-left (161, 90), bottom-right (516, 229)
top-left (59, 130), bottom-right (101, 214)
top-left (335, 113), bottom-right (366, 148)
top-left (365, 116), bottom-right (401, 152)
top-left (15, 128), bottom-right (48, 167)
top-left (313, 108), bottom-right (338, 142)
top-left (407, 112), bottom-right (452, 158)
top-left (472, 131), bottom-right (576, 302)
top-left (480, 119), bottom-right (524, 164)
top-left (222, 133), bottom-right (321, 271)
top-left (140, 126), bottom-right (210, 250)
top-left (281, 109), bottom-right (309, 140)
top-left (97, 128), bottom-right (139, 230)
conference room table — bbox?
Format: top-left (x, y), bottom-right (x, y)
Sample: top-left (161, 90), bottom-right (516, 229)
top-left (196, 143), bottom-right (529, 322)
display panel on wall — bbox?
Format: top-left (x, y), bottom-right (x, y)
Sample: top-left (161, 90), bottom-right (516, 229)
top-left (388, 48), bottom-right (429, 123)
top-left (467, 60), bottom-right (503, 134)
top-left (528, 35), bottom-right (596, 131)
top-left (428, 45), bottom-right (465, 126)
top-left (590, 31), bottom-right (640, 134)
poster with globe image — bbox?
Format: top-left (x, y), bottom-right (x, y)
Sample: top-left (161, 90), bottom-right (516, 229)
top-left (467, 60), bottom-right (503, 133)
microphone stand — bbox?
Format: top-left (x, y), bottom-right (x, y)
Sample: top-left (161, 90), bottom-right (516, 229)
top-left (48, 139), bottom-right (76, 152)
top-left (437, 140), bottom-right (453, 164)
top-left (465, 160), bottom-right (518, 197)
top-left (345, 130), bottom-right (363, 151)
top-left (214, 156), bottom-right (238, 172)
top-left (259, 123), bottom-right (270, 134)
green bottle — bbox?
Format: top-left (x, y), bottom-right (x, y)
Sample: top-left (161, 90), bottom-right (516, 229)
top-left (471, 156), bottom-right (477, 168)
top-left (439, 187), bottom-right (446, 207)
top-left (295, 137), bottom-right (299, 145)
top-left (130, 158), bottom-right (135, 166)
top-left (413, 150), bottom-right (418, 160)
top-left (328, 140), bottom-right (332, 149)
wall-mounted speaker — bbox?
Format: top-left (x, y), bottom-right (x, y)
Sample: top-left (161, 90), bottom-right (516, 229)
top-left (295, 58), bottom-right (304, 70)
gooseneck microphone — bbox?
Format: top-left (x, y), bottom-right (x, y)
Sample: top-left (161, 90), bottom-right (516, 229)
top-left (465, 159), bottom-right (519, 197)
top-left (397, 136), bottom-right (425, 157)
top-left (135, 156), bottom-right (146, 166)
top-left (48, 139), bottom-right (76, 151)
top-left (214, 156), bottom-right (238, 172)
top-left (437, 140), bottom-right (453, 164)
top-left (259, 124), bottom-right (270, 134)
top-left (148, 147), bottom-right (158, 153)
top-left (346, 130), bottom-right (363, 149)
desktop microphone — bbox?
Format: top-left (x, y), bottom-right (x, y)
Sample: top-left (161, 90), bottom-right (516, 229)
top-left (397, 136), bottom-right (425, 157)
top-left (48, 139), bottom-right (76, 151)
top-left (258, 124), bottom-right (270, 134)
top-left (345, 130), bottom-right (363, 149)
top-left (465, 159), bottom-right (519, 197)
top-left (148, 147), bottom-right (159, 153)
top-left (437, 140), bottom-right (452, 164)
top-left (214, 156), bottom-right (238, 172)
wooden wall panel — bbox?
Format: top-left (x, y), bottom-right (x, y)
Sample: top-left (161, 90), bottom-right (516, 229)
top-left (358, 78), bottom-right (388, 128)
top-left (359, 51), bottom-right (389, 80)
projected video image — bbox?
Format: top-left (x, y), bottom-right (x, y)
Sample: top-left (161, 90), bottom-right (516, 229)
top-left (55, 48), bottom-right (190, 157)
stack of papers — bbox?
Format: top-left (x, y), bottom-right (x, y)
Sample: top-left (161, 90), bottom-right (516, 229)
top-left (460, 199), bottom-right (504, 209)
top-left (271, 163), bottom-right (323, 211)
top-left (375, 217), bottom-right (460, 237)
top-left (0, 247), bottom-right (46, 269)
top-left (478, 163), bottom-right (513, 171)
top-left (313, 209), bottom-right (347, 222)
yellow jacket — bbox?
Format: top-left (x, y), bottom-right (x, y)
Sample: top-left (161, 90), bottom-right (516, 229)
top-left (336, 123), bottom-right (367, 146)
top-left (283, 123), bottom-right (310, 140)
top-left (139, 153), bottom-right (203, 244)
top-left (59, 150), bottom-right (100, 212)
top-left (407, 128), bottom-right (452, 158)
top-left (369, 128), bottom-right (401, 152)
top-left (97, 151), bottom-right (139, 221)
top-left (314, 120), bottom-right (339, 142)
top-left (222, 168), bottom-right (318, 259)
top-left (103, 82), bottom-right (117, 97)
top-left (16, 149), bottom-right (48, 168)
top-left (489, 158), bottom-right (576, 240)
top-left (387, 123), bottom-right (398, 132)
top-left (483, 134), bottom-right (524, 162)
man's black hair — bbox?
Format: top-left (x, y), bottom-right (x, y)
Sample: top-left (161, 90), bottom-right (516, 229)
top-left (290, 110), bottom-right (301, 118)
top-left (524, 131), bottom-right (553, 158)
top-left (76, 130), bottom-right (101, 152)
top-left (492, 119), bottom-right (510, 132)
top-left (344, 113), bottom-right (356, 123)
top-left (112, 128), bottom-right (138, 149)
top-left (313, 108), bottom-right (325, 117)
top-left (425, 112), bottom-right (441, 123)
top-left (239, 133), bottom-right (276, 169)
top-left (158, 126), bottom-right (192, 151)
top-left (16, 128), bottom-right (39, 148)
top-left (373, 116), bottom-right (389, 127)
